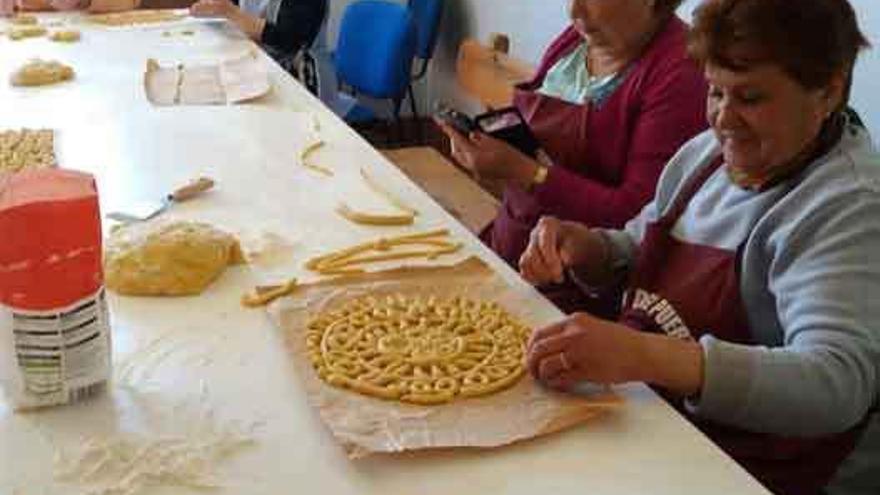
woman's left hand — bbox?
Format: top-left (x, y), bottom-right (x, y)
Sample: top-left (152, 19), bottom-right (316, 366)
top-left (190, 0), bottom-right (236, 18)
top-left (435, 120), bottom-right (538, 188)
top-left (526, 312), bottom-right (645, 391)
top-left (527, 312), bottom-right (706, 396)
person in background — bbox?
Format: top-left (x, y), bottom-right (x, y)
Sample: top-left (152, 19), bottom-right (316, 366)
top-left (520, 0), bottom-right (877, 494)
top-left (190, 0), bottom-right (326, 66)
top-left (16, 0), bottom-right (138, 12)
top-left (437, 0), bottom-right (707, 315)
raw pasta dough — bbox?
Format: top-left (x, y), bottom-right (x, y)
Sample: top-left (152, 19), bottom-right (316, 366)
top-left (306, 293), bottom-right (531, 405)
top-left (0, 129), bottom-right (55, 173)
top-left (8, 25), bottom-right (47, 40)
top-left (10, 59), bottom-right (74, 87)
top-left (105, 221), bottom-right (244, 296)
top-left (50, 30), bottom-right (81, 42)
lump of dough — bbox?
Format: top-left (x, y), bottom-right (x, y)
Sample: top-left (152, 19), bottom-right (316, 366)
top-left (9, 25), bottom-right (47, 40)
top-left (50, 30), bottom-right (81, 42)
top-left (104, 221), bottom-right (245, 296)
top-left (10, 14), bottom-right (38, 25)
top-left (10, 59), bottom-right (74, 87)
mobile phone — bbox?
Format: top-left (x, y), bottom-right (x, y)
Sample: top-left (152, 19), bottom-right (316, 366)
top-left (474, 106), bottom-right (541, 158)
top-left (434, 103), bottom-right (477, 135)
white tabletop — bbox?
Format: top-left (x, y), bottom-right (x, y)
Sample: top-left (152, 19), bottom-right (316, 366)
top-left (0, 13), bottom-right (770, 495)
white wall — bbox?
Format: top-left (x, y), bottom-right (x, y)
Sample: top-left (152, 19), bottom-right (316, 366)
top-left (326, 0), bottom-right (879, 141)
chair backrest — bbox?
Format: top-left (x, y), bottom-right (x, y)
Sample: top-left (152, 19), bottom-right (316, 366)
top-left (407, 0), bottom-right (443, 62)
top-left (456, 38), bottom-right (534, 109)
top-left (336, 0), bottom-right (418, 100)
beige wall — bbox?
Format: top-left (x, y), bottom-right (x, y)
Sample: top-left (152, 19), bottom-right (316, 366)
top-left (327, 0), bottom-right (879, 139)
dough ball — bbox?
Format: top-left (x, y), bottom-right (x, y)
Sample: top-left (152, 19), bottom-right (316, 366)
top-left (9, 25), bottom-right (47, 40)
top-left (105, 221), bottom-right (245, 296)
top-left (10, 59), bottom-right (74, 87)
top-left (10, 14), bottom-right (38, 25)
top-left (50, 30), bottom-right (81, 42)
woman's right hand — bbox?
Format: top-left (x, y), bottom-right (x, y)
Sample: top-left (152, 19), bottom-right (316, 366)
top-left (518, 216), bottom-right (606, 286)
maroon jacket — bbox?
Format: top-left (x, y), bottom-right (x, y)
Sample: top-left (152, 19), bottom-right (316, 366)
top-left (485, 17), bottom-right (708, 267)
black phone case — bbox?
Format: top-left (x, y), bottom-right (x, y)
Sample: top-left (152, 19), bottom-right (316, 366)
top-left (474, 107), bottom-right (541, 158)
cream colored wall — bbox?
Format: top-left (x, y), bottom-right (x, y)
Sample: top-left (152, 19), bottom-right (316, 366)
top-left (327, 0), bottom-right (878, 139)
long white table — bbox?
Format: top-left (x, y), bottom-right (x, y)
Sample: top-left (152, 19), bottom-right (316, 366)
top-left (0, 13), bottom-right (771, 495)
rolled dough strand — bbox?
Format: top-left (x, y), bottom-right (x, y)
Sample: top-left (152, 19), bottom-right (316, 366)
top-left (359, 168), bottom-right (418, 216)
top-left (316, 245), bottom-right (461, 272)
top-left (299, 140), bottom-right (333, 176)
top-left (240, 278), bottom-right (298, 307)
top-left (335, 202), bottom-right (414, 226)
top-left (313, 237), bottom-right (453, 269)
top-left (317, 242), bottom-right (461, 270)
top-left (305, 229), bottom-right (450, 270)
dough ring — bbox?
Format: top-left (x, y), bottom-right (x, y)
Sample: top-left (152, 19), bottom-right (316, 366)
top-left (305, 293), bottom-right (531, 405)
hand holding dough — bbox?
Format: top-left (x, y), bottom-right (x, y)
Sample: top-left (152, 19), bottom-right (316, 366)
top-left (105, 221), bottom-right (245, 296)
top-left (10, 59), bottom-right (74, 87)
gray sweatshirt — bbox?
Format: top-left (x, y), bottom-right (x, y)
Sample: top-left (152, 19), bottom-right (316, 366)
top-left (602, 124), bottom-right (880, 494)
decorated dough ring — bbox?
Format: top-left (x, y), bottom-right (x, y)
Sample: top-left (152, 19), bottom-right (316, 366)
top-left (305, 293), bottom-right (531, 405)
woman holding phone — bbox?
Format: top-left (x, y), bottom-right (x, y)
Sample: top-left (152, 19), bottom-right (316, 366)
top-left (437, 0), bottom-right (707, 315)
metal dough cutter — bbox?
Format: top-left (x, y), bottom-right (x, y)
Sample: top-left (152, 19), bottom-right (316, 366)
top-left (106, 177), bottom-right (215, 223)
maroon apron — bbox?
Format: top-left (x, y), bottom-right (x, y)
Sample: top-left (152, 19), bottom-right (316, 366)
top-left (483, 88), bottom-right (595, 267)
top-left (480, 87), bottom-right (622, 317)
top-left (619, 156), bottom-right (868, 495)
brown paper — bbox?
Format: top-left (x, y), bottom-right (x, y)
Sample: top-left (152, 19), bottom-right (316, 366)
top-left (268, 257), bottom-right (621, 458)
top-left (144, 51), bottom-right (270, 106)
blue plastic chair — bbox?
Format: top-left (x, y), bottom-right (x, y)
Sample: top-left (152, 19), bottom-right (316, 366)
top-left (335, 0), bottom-right (418, 125)
top-left (405, 0), bottom-right (444, 121)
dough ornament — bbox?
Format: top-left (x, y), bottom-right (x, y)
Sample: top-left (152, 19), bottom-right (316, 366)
top-left (105, 221), bottom-right (244, 296)
top-left (306, 293), bottom-right (531, 404)
top-left (10, 59), bottom-right (74, 87)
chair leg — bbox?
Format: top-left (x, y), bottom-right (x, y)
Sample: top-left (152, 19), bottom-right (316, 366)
top-left (408, 84), bottom-right (424, 145)
top-left (391, 98), bottom-right (404, 147)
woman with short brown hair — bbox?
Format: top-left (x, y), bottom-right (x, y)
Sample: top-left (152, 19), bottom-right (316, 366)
top-left (519, 1), bottom-right (878, 494)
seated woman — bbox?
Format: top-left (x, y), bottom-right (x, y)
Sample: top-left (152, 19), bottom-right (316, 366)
top-left (190, 0), bottom-right (326, 65)
top-left (520, 1), bottom-right (877, 494)
top-left (437, 0), bottom-right (707, 315)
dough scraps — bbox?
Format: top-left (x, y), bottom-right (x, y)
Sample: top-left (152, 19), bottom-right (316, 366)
top-left (105, 221), bottom-right (245, 296)
top-left (0, 129), bottom-right (56, 173)
top-left (10, 59), bottom-right (74, 87)
top-left (306, 293), bottom-right (531, 405)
